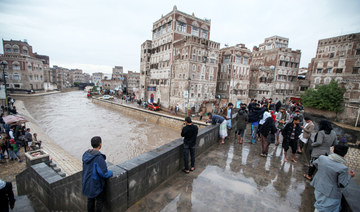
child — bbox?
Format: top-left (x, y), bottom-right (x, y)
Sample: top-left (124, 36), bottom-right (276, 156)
top-left (8, 139), bottom-right (23, 162)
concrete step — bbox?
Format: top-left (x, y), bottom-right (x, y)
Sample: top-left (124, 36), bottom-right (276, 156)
top-left (12, 195), bottom-right (34, 212)
top-left (12, 195), bottom-right (49, 212)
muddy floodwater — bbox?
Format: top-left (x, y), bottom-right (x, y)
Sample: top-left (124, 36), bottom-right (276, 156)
top-left (20, 91), bottom-right (179, 164)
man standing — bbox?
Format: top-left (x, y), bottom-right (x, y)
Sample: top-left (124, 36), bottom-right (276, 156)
top-left (222, 103), bottom-right (233, 136)
top-left (275, 107), bottom-right (290, 145)
top-left (181, 117), bottom-right (198, 174)
top-left (236, 104), bottom-right (248, 144)
top-left (281, 116), bottom-right (301, 162)
top-left (82, 136), bottom-right (113, 212)
top-left (298, 117), bottom-right (315, 153)
top-left (0, 180), bottom-right (15, 211)
top-left (311, 144), bottom-right (355, 212)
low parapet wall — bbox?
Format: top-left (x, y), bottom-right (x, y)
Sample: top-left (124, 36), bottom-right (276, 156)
top-left (92, 98), bottom-right (209, 131)
top-left (16, 122), bottom-right (220, 211)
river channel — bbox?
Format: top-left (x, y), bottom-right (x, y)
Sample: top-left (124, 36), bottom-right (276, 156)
top-left (19, 91), bottom-right (179, 164)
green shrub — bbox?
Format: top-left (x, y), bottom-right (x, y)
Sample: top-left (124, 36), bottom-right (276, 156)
top-left (301, 80), bottom-right (345, 112)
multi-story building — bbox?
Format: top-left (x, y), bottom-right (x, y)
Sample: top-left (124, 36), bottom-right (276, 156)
top-left (127, 71), bottom-right (140, 97)
top-left (0, 40), bottom-right (49, 92)
top-left (308, 33), bottom-right (360, 105)
top-left (139, 40), bottom-right (152, 100)
top-left (92, 72), bottom-right (104, 87)
top-left (112, 66), bottom-right (127, 92)
top-left (250, 36), bottom-right (301, 102)
top-left (70, 69), bottom-right (85, 83)
top-left (216, 44), bottom-right (251, 107)
top-left (140, 6), bottom-right (220, 112)
top-left (49, 65), bottom-right (71, 89)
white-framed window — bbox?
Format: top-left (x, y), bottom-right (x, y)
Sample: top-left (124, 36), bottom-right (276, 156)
top-left (167, 22), bottom-right (172, 32)
top-left (224, 55), bottom-right (231, 63)
top-left (191, 26), bottom-right (199, 36)
top-left (27, 64), bottom-right (32, 71)
top-left (12, 73), bottom-right (20, 80)
top-left (210, 58), bottom-right (216, 64)
top-left (12, 61), bottom-right (20, 70)
top-left (176, 21), bottom-right (187, 33)
top-left (29, 75), bottom-right (33, 80)
top-left (243, 57), bottom-right (249, 65)
top-left (235, 56), bottom-right (241, 64)
top-left (200, 29), bottom-right (208, 39)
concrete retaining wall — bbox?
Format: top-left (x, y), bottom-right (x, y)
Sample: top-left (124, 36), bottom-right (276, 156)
top-left (92, 98), bottom-right (208, 131)
top-left (16, 121), bottom-right (220, 211)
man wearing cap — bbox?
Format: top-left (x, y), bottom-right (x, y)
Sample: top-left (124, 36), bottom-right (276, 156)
top-left (181, 117), bottom-right (198, 174)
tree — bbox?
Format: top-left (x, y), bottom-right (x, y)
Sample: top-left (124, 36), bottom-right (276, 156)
top-left (73, 82), bottom-right (80, 87)
top-left (301, 80), bottom-right (345, 112)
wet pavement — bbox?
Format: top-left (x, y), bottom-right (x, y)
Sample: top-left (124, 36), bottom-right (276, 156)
top-left (128, 128), bottom-right (315, 212)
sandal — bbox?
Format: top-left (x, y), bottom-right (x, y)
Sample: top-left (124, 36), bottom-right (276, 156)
top-left (260, 153), bottom-right (267, 157)
top-left (304, 174), bottom-right (312, 180)
top-left (190, 167), bottom-right (195, 172)
top-left (182, 169), bottom-right (190, 174)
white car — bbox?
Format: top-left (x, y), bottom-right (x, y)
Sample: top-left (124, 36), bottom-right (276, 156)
top-left (99, 95), bottom-right (114, 100)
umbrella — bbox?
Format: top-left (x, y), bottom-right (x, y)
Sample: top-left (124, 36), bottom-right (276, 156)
top-left (3, 114), bottom-right (28, 125)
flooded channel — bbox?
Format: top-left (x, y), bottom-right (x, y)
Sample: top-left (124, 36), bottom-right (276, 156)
top-left (19, 91), bottom-right (179, 164)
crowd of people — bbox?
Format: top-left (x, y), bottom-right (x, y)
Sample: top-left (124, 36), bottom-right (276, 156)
top-left (202, 97), bottom-right (355, 211)
top-left (0, 114), bottom-right (42, 163)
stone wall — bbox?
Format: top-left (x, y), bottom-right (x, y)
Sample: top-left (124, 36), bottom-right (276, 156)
top-left (305, 106), bottom-right (360, 127)
top-left (92, 98), bottom-right (208, 131)
top-left (16, 122), bottom-right (220, 211)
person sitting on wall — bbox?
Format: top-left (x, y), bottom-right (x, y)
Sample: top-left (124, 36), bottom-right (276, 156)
top-left (82, 136), bottom-right (113, 212)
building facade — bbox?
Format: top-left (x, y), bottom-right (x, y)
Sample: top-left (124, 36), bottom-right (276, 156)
top-left (139, 6), bottom-right (219, 112)
top-left (308, 33), bottom-right (360, 106)
top-left (250, 36), bottom-right (301, 102)
top-left (216, 44), bottom-right (251, 107)
top-left (139, 40), bottom-right (152, 100)
top-left (0, 40), bottom-right (49, 92)
top-left (127, 71), bottom-right (140, 97)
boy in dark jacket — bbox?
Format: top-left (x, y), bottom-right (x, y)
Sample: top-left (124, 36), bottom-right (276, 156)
top-left (281, 116), bottom-right (301, 162)
top-left (82, 136), bottom-right (113, 212)
top-left (181, 117), bottom-right (198, 174)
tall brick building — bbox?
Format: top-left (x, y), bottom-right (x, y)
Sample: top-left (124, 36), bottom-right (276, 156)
top-left (0, 39), bottom-right (49, 92)
top-left (251, 36), bottom-right (301, 102)
top-left (216, 44), bottom-right (251, 107)
top-left (139, 6), bottom-right (220, 113)
top-left (308, 33), bottom-right (360, 105)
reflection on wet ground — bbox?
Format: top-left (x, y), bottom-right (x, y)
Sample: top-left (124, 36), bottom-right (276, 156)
top-left (18, 91), bottom-right (179, 164)
top-left (128, 129), bottom-right (315, 212)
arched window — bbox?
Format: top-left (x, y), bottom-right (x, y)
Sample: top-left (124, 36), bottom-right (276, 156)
top-left (12, 61), bottom-right (20, 70)
top-left (22, 46), bottom-right (28, 54)
top-left (27, 64), bottom-right (32, 71)
top-left (5, 44), bottom-right (11, 53)
top-left (12, 45), bottom-right (19, 53)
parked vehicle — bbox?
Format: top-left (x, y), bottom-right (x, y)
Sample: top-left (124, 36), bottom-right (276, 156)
top-left (99, 95), bottom-right (114, 100)
top-left (148, 103), bottom-right (160, 111)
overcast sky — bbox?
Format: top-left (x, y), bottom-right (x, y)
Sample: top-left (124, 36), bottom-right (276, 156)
top-left (1, 0), bottom-right (359, 74)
